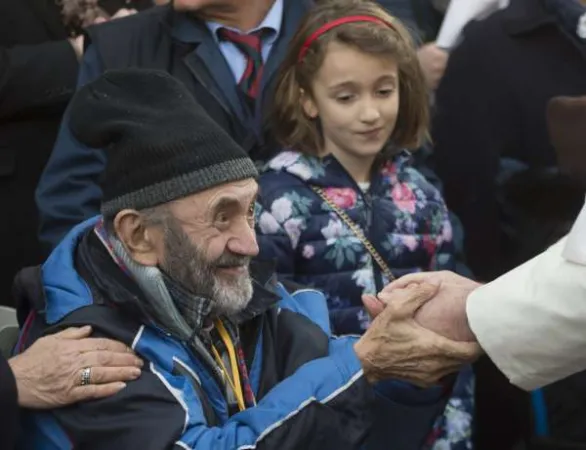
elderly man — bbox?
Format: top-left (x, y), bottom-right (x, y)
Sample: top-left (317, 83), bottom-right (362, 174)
top-left (17, 69), bottom-right (477, 450)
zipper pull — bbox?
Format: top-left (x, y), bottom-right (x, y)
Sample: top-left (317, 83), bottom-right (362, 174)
top-left (363, 193), bottom-right (373, 229)
top-left (363, 192), bottom-right (373, 207)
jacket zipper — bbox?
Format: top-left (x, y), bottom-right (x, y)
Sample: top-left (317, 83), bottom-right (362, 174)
top-left (313, 161), bottom-right (385, 293)
top-left (361, 191), bottom-right (384, 293)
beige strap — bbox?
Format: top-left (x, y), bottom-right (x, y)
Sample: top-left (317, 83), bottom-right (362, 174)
top-left (311, 186), bottom-right (395, 281)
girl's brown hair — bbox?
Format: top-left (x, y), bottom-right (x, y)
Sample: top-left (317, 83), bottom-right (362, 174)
top-left (270, 0), bottom-right (429, 154)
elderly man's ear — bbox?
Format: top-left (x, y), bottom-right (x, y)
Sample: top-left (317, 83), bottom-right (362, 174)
top-left (113, 210), bottom-right (161, 266)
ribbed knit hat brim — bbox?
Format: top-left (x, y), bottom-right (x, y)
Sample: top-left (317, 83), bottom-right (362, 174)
top-left (68, 69), bottom-right (258, 216)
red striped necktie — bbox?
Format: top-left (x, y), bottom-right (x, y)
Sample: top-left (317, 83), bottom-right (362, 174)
top-left (217, 28), bottom-right (267, 100)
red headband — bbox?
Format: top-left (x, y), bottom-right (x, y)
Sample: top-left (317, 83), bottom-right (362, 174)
top-left (297, 15), bottom-right (396, 63)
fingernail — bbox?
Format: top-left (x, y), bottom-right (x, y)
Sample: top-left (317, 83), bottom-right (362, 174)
top-left (135, 358), bottom-right (144, 367)
top-left (131, 368), bottom-right (141, 378)
top-left (116, 382), bottom-right (127, 390)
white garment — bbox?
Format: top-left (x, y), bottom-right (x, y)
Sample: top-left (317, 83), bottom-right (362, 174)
top-left (357, 182), bottom-right (370, 193)
top-left (467, 198), bottom-right (586, 390)
top-left (436, 0), bottom-right (509, 49)
top-left (563, 196), bottom-right (586, 264)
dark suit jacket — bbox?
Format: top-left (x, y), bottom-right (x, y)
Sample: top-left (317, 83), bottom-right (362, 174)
top-left (432, 0), bottom-right (586, 281)
top-left (0, 0), bottom-right (79, 307)
top-left (0, 0), bottom-right (154, 307)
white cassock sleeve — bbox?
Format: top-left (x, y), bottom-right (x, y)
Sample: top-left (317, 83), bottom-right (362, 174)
top-left (466, 199), bottom-right (586, 390)
top-left (435, 0), bottom-right (509, 49)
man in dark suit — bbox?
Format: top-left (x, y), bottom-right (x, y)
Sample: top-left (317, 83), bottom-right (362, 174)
top-left (0, 0), bottom-right (150, 307)
top-left (35, 0), bottom-right (312, 252)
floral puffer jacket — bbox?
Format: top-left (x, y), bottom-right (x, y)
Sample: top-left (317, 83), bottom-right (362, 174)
top-left (256, 150), bottom-right (458, 334)
top-left (256, 150), bottom-right (474, 450)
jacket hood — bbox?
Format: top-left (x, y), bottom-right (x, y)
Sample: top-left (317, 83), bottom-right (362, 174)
top-left (42, 216), bottom-right (100, 324)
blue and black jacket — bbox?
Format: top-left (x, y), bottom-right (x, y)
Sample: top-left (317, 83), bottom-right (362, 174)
top-left (13, 218), bottom-right (450, 450)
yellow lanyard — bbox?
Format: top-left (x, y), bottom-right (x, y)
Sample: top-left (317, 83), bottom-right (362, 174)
top-left (211, 320), bottom-right (246, 412)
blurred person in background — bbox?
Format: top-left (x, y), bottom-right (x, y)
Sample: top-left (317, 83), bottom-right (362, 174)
top-left (0, 0), bottom-right (156, 307)
top-left (432, 0), bottom-right (586, 281)
top-left (431, 0), bottom-right (586, 448)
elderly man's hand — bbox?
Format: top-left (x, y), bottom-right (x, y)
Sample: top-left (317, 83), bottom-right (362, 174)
top-left (355, 283), bottom-right (481, 387)
top-left (370, 271), bottom-right (483, 342)
top-left (8, 326), bottom-right (143, 409)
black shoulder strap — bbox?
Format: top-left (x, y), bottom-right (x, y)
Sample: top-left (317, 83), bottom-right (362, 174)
top-left (12, 266), bottom-right (45, 328)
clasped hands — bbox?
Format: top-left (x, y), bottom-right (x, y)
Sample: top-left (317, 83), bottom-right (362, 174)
top-left (354, 271), bottom-right (484, 387)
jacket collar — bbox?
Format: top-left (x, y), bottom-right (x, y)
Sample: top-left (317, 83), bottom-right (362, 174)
top-left (162, 0), bottom-right (311, 122)
top-left (503, 0), bottom-right (556, 36)
top-left (164, 0), bottom-right (308, 49)
top-left (264, 149), bottom-right (412, 190)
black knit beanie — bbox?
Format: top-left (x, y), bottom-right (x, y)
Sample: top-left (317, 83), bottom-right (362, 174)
top-left (68, 69), bottom-right (258, 217)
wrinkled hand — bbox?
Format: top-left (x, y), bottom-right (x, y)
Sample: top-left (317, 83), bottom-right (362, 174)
top-left (8, 326), bottom-right (143, 409)
top-left (379, 271), bottom-right (482, 342)
top-left (417, 43), bottom-right (449, 90)
top-left (355, 283), bottom-right (481, 387)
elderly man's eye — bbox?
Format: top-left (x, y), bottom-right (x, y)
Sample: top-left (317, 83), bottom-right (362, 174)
top-left (215, 212), bottom-right (229, 223)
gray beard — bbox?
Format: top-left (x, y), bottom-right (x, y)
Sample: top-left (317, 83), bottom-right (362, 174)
top-left (159, 216), bottom-right (254, 318)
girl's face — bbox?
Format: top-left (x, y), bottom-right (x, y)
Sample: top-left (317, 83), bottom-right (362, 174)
top-left (302, 41), bottom-right (399, 164)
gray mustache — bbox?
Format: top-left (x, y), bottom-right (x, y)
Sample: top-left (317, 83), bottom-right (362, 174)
top-left (214, 253), bottom-right (251, 268)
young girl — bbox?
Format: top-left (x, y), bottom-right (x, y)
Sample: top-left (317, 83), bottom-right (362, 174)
top-left (256, 1), bottom-right (474, 448)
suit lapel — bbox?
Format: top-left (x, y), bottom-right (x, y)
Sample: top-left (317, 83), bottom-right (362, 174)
top-left (171, 13), bottom-right (247, 123)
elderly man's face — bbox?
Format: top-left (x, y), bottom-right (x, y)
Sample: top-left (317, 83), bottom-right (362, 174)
top-left (143, 179), bottom-right (259, 317)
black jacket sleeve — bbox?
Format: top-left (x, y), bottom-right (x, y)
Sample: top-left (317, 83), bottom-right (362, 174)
top-left (0, 40), bottom-right (78, 120)
top-left (0, 355), bottom-right (19, 450)
top-left (432, 19), bottom-right (521, 280)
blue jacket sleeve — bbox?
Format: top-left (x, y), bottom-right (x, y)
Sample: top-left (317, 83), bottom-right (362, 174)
top-left (35, 45), bottom-right (106, 253)
top-left (178, 337), bottom-right (447, 450)
top-left (177, 338), bottom-right (372, 449)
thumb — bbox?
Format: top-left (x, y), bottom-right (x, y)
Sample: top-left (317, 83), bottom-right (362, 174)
top-left (56, 325), bottom-right (93, 340)
top-left (389, 282), bottom-right (439, 317)
top-left (362, 295), bottom-right (385, 318)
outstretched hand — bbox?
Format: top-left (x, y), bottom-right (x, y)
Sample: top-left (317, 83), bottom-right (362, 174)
top-left (355, 282), bottom-right (481, 387)
top-left (364, 271), bottom-right (482, 342)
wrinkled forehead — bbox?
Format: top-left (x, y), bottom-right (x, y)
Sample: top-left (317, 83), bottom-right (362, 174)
top-left (169, 178), bottom-right (259, 218)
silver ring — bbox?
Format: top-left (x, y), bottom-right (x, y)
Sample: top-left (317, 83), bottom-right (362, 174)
top-left (80, 367), bottom-right (92, 386)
